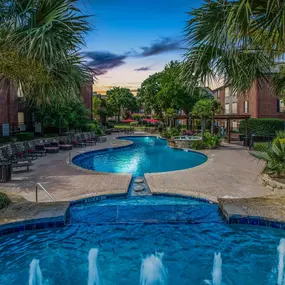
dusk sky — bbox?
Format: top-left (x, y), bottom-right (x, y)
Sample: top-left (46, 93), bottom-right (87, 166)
top-left (78, 0), bottom-right (203, 95)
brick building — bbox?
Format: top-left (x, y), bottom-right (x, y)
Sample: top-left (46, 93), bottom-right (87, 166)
top-left (213, 79), bottom-right (285, 130)
top-left (0, 79), bottom-right (93, 135)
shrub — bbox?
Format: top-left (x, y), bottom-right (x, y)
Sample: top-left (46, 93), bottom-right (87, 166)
top-left (253, 142), bottom-right (270, 151)
top-left (0, 193), bottom-right (10, 210)
top-left (239, 118), bottom-right (284, 136)
top-left (162, 128), bottom-right (180, 139)
top-left (204, 133), bottom-right (221, 148)
top-left (130, 122), bottom-right (138, 126)
top-left (191, 140), bottom-right (209, 150)
top-left (15, 132), bottom-right (34, 141)
top-left (251, 140), bottom-right (285, 177)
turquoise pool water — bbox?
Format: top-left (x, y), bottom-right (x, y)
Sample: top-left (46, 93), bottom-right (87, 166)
top-left (72, 136), bottom-right (207, 176)
top-left (0, 196), bottom-right (285, 285)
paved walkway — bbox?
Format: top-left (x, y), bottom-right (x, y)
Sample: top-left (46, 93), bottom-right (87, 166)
top-left (0, 135), bottom-right (272, 204)
top-left (145, 144), bottom-right (271, 202)
top-left (0, 134), bottom-right (133, 202)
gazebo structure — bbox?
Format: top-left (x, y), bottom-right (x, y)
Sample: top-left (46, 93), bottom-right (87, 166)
top-left (213, 114), bottom-right (251, 143)
top-left (175, 114), bottom-right (251, 143)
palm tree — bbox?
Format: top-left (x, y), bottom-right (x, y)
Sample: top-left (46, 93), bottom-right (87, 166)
top-left (0, 0), bottom-right (91, 105)
top-left (210, 99), bottom-right (222, 135)
top-left (183, 0), bottom-right (285, 96)
top-left (251, 140), bottom-right (285, 178)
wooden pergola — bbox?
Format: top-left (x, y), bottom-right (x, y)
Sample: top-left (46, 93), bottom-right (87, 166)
top-left (213, 114), bottom-right (251, 143)
top-left (175, 114), bottom-right (251, 143)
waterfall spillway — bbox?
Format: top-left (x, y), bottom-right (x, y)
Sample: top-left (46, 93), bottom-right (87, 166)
top-left (29, 259), bottom-right (43, 285)
top-left (212, 253), bottom-right (222, 285)
top-left (88, 248), bottom-right (100, 285)
top-left (140, 252), bottom-right (167, 285)
top-left (277, 238), bottom-right (285, 285)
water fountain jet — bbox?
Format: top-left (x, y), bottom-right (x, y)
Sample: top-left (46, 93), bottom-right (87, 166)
top-left (88, 248), bottom-right (100, 285)
top-left (29, 259), bottom-right (43, 285)
top-left (212, 252), bottom-right (222, 285)
top-left (140, 252), bottom-right (167, 285)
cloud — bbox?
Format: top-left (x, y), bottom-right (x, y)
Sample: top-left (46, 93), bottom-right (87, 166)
top-left (84, 51), bottom-right (127, 75)
top-left (138, 37), bottom-right (181, 57)
top-left (134, 66), bottom-right (152, 72)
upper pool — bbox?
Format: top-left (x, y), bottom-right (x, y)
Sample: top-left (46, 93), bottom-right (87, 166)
top-left (72, 136), bottom-right (207, 176)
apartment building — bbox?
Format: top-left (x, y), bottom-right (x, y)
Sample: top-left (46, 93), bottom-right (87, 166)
top-left (213, 79), bottom-right (285, 129)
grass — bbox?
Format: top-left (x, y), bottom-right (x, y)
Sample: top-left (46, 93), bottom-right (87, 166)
top-left (0, 193), bottom-right (10, 210)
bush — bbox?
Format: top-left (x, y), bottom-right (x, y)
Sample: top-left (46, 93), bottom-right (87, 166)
top-left (0, 193), bottom-right (10, 210)
top-left (253, 142), bottom-right (270, 151)
top-left (251, 140), bottom-right (285, 177)
top-left (161, 128), bottom-right (179, 139)
top-left (130, 122), bottom-right (138, 126)
top-left (15, 132), bottom-right (34, 141)
top-left (239, 118), bottom-right (284, 136)
top-left (204, 133), bottom-right (221, 148)
top-left (191, 140), bottom-right (209, 150)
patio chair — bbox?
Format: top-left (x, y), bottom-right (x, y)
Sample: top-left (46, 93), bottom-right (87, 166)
top-left (71, 135), bottom-right (87, 148)
top-left (80, 133), bottom-right (94, 146)
top-left (13, 142), bottom-right (38, 160)
top-left (58, 136), bottom-right (73, 151)
top-left (39, 141), bottom-right (59, 153)
top-left (23, 141), bottom-right (47, 157)
top-left (3, 145), bottom-right (32, 164)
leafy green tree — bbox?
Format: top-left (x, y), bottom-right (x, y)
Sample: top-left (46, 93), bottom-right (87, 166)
top-left (183, 0), bottom-right (285, 96)
top-left (106, 87), bottom-right (138, 122)
top-left (137, 72), bottom-right (163, 117)
top-left (36, 99), bottom-right (90, 134)
top-left (165, 108), bottom-right (177, 127)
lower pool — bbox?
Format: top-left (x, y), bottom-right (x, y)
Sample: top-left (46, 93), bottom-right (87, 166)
top-left (0, 196), bottom-right (285, 285)
top-left (72, 136), bottom-right (207, 176)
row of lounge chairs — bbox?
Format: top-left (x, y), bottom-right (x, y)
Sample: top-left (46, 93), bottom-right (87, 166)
top-left (0, 132), bottom-right (107, 172)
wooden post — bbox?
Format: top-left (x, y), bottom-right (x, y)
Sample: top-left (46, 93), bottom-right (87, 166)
top-left (245, 118), bottom-right (249, 138)
top-left (227, 118), bottom-right (231, 143)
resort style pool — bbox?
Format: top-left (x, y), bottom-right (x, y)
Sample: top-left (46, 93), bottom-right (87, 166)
top-left (72, 136), bottom-right (207, 176)
top-left (1, 196), bottom-right (285, 285)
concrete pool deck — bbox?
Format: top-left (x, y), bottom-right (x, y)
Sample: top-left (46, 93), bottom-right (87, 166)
top-left (0, 133), bottom-right (281, 229)
top-left (0, 134), bottom-right (272, 203)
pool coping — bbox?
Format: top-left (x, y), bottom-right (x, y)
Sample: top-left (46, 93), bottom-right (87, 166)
top-left (1, 191), bottom-right (285, 237)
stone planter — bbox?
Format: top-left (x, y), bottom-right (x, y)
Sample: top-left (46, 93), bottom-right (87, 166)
top-left (260, 174), bottom-right (285, 191)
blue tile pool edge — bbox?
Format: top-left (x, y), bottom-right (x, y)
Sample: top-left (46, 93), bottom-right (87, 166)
top-left (1, 192), bottom-right (284, 237)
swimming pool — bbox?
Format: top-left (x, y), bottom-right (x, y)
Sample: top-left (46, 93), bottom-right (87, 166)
top-left (0, 196), bottom-right (285, 285)
top-left (72, 136), bottom-right (207, 176)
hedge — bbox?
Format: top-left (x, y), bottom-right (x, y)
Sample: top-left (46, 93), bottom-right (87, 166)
top-left (239, 118), bottom-right (285, 136)
top-left (15, 132), bottom-right (35, 141)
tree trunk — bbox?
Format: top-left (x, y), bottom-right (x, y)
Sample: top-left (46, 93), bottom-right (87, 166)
top-left (211, 116), bottom-right (214, 135)
top-left (201, 117), bottom-right (205, 142)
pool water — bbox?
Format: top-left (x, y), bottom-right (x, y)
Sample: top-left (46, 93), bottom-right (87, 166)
top-left (72, 136), bottom-right (207, 176)
top-left (0, 196), bottom-right (285, 285)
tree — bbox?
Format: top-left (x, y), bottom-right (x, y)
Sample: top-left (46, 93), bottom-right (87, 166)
top-left (36, 99), bottom-right (90, 134)
top-left (210, 99), bottom-right (222, 135)
top-left (183, 0), bottom-right (285, 96)
top-left (137, 72), bottom-right (163, 117)
top-left (192, 99), bottom-right (213, 141)
top-left (0, 0), bottom-right (92, 105)
top-left (106, 87), bottom-right (137, 122)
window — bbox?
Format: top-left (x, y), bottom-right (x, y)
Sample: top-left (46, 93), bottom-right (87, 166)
top-left (225, 103), bottom-right (230, 114)
top-left (232, 102), bottom-right (237, 113)
top-left (225, 87), bottom-right (230, 98)
top-left (244, 101), bottom-right (248, 113)
top-left (277, 99), bottom-right (285, 113)
top-left (18, 112), bottom-right (24, 124)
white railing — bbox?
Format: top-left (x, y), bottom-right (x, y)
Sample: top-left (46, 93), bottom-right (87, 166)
top-left (35, 183), bottom-right (56, 202)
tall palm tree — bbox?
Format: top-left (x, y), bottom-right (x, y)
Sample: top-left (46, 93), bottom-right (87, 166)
top-left (0, 0), bottom-right (92, 105)
top-left (183, 0), bottom-right (285, 96)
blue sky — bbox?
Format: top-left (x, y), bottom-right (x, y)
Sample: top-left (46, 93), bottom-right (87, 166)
top-left (78, 0), bottom-right (203, 94)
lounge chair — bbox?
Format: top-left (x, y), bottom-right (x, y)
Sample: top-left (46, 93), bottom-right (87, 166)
top-left (2, 145), bottom-right (32, 164)
top-left (0, 149), bottom-right (32, 172)
top-left (82, 133), bottom-right (96, 146)
top-left (71, 135), bottom-right (87, 148)
top-left (39, 141), bottom-right (59, 153)
top-left (13, 143), bottom-right (38, 160)
top-left (23, 141), bottom-right (47, 157)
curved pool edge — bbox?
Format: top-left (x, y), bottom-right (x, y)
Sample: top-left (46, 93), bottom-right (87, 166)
top-left (70, 135), bottom-right (210, 176)
top-left (1, 191), bottom-right (285, 237)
